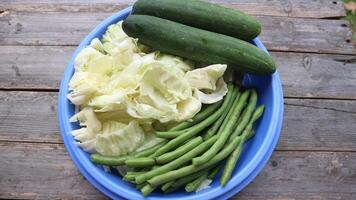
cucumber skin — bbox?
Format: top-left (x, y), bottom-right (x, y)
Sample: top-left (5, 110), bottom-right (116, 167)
top-left (122, 15), bottom-right (276, 75)
top-left (132, 0), bottom-right (261, 42)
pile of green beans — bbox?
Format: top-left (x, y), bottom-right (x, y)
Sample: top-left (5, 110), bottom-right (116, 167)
top-left (89, 83), bottom-right (265, 196)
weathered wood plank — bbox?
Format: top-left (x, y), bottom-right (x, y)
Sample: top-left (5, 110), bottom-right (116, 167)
top-left (1, 142), bottom-right (355, 199)
top-left (0, 142), bottom-right (106, 199)
top-left (0, 92), bottom-right (60, 143)
top-left (280, 98), bottom-right (356, 151)
top-left (0, 12), bottom-right (353, 54)
top-left (1, 91), bottom-right (355, 151)
top-left (275, 52), bottom-right (356, 99)
top-left (0, 46), bottom-right (72, 90)
top-left (0, 0), bottom-right (346, 19)
top-left (2, 46), bottom-right (356, 99)
top-left (258, 16), bottom-right (354, 54)
top-left (233, 151), bottom-right (356, 200)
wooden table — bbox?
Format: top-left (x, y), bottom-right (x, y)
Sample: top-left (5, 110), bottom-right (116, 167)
top-left (1, 0), bottom-right (355, 199)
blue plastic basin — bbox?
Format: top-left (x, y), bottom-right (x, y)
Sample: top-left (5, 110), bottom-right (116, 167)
top-left (58, 7), bottom-right (284, 200)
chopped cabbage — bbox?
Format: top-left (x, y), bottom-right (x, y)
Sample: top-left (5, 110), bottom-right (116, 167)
top-left (185, 64), bottom-right (227, 90)
top-left (186, 64), bottom-right (228, 104)
top-left (68, 21), bottom-right (228, 156)
top-left (196, 179), bottom-right (213, 192)
top-left (193, 78), bottom-right (228, 104)
top-left (95, 120), bottom-right (145, 156)
top-left (70, 107), bottom-right (146, 156)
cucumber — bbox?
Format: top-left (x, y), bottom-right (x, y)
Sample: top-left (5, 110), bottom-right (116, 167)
top-left (122, 15), bottom-right (276, 74)
top-left (132, 0), bottom-right (261, 42)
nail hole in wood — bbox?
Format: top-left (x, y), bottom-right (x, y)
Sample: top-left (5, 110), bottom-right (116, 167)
top-left (346, 39), bottom-right (351, 43)
top-left (341, 24), bottom-right (347, 27)
top-left (271, 160), bottom-right (278, 167)
top-left (333, 1), bottom-right (337, 4)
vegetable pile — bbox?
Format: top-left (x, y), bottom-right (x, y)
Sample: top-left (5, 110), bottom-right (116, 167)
top-left (91, 85), bottom-right (265, 195)
top-left (68, 0), bottom-right (276, 196)
top-left (69, 22), bottom-right (228, 156)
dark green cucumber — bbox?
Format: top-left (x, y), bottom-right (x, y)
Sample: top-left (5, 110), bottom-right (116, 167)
top-left (132, 0), bottom-right (261, 42)
top-left (122, 15), bottom-right (276, 74)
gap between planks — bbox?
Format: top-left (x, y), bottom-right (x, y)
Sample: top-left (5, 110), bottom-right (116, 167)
top-left (0, 0), bottom-right (346, 19)
top-left (0, 45), bottom-right (354, 56)
top-left (1, 89), bottom-right (356, 102)
top-left (2, 139), bottom-right (356, 153)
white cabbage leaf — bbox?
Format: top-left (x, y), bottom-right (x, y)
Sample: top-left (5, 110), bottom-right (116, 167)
top-left (95, 120), bottom-right (145, 156)
top-left (67, 72), bottom-right (110, 105)
top-left (70, 107), bottom-right (102, 132)
top-left (90, 38), bottom-right (106, 53)
top-left (194, 78), bottom-right (228, 104)
top-left (186, 64), bottom-right (228, 104)
top-left (196, 179), bottom-right (213, 192)
top-left (185, 64), bottom-right (227, 90)
top-left (70, 108), bottom-right (145, 156)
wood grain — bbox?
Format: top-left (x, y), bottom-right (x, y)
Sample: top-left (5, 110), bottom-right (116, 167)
top-left (0, 0), bottom-right (346, 19)
top-left (0, 142), bottom-right (106, 199)
top-left (0, 91), bottom-right (60, 143)
top-left (1, 142), bottom-right (355, 199)
top-left (233, 151), bottom-right (356, 200)
top-left (258, 16), bottom-right (354, 54)
top-left (1, 91), bottom-right (355, 151)
top-left (274, 52), bottom-right (356, 99)
top-left (280, 98), bottom-right (356, 151)
top-left (0, 12), bottom-right (353, 54)
top-left (0, 46), bottom-right (72, 90)
top-left (1, 46), bottom-right (356, 99)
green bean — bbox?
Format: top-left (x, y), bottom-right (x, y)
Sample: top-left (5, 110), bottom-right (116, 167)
top-left (91, 154), bottom-right (128, 166)
top-left (126, 171), bottom-right (145, 176)
top-left (234, 105), bottom-right (248, 129)
top-left (153, 85), bottom-right (235, 156)
top-left (147, 134), bottom-right (243, 186)
top-left (135, 136), bottom-right (217, 184)
top-left (152, 165), bottom-right (160, 170)
top-left (169, 100), bottom-right (223, 131)
top-left (251, 105), bottom-right (265, 126)
top-left (134, 141), bottom-right (167, 157)
top-left (220, 105), bottom-right (265, 186)
top-left (208, 163), bottom-right (224, 179)
top-left (153, 112), bottom-right (222, 154)
top-left (141, 184), bottom-right (156, 196)
top-left (202, 89), bottom-right (240, 140)
top-left (216, 88), bottom-right (245, 137)
top-left (161, 181), bottom-right (174, 192)
top-left (124, 171), bottom-right (144, 182)
top-left (125, 157), bottom-right (156, 168)
top-left (125, 137), bottom-right (203, 169)
top-left (155, 130), bottom-right (186, 139)
top-left (231, 89), bottom-right (258, 138)
top-left (155, 84), bottom-right (235, 139)
top-left (162, 186), bottom-right (176, 193)
top-left (220, 135), bottom-right (246, 186)
top-left (192, 90), bottom-right (250, 166)
top-left (90, 141), bottom-right (166, 166)
top-left (156, 136), bottom-right (203, 164)
top-left (231, 104), bottom-right (264, 140)
top-left (123, 172), bottom-right (141, 182)
top-left (246, 129), bottom-right (256, 140)
top-left (185, 170), bottom-right (209, 192)
top-left (163, 169), bottom-right (209, 193)
top-left (136, 183), bottom-right (145, 190)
